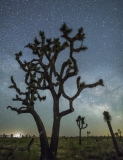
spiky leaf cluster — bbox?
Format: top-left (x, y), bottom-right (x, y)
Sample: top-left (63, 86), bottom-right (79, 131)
top-left (60, 23), bottom-right (73, 36)
top-left (103, 111), bottom-right (112, 123)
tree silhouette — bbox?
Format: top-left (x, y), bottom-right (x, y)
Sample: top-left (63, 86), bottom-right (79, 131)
top-left (114, 132), bottom-right (119, 137)
top-left (103, 111), bottom-right (123, 157)
top-left (76, 116), bottom-right (88, 145)
top-left (7, 76), bottom-right (49, 159)
top-left (118, 129), bottom-right (121, 138)
top-left (87, 131), bottom-right (91, 137)
top-left (7, 23), bottom-right (104, 160)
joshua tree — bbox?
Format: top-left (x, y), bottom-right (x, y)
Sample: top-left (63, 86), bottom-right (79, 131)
top-left (87, 131), bottom-right (91, 137)
top-left (7, 23), bottom-right (104, 160)
top-left (76, 116), bottom-right (87, 145)
top-left (103, 111), bottom-right (123, 157)
top-left (11, 134), bottom-right (13, 138)
top-left (118, 129), bottom-right (122, 138)
top-left (114, 132), bottom-right (119, 137)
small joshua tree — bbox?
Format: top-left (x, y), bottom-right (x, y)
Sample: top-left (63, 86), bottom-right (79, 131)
top-left (87, 131), bottom-right (91, 137)
top-left (114, 132), bottom-right (119, 138)
top-left (11, 134), bottom-right (13, 138)
top-left (118, 129), bottom-right (122, 138)
top-left (76, 115), bottom-right (87, 145)
top-left (103, 111), bottom-right (123, 157)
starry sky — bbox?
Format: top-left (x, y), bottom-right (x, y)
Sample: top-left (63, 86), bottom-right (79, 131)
top-left (0, 0), bottom-right (123, 137)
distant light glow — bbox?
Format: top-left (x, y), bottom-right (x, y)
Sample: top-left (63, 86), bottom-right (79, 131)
top-left (14, 133), bottom-right (22, 138)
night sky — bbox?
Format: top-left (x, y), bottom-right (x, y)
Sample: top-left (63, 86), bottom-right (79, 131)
top-left (0, 0), bottom-right (123, 137)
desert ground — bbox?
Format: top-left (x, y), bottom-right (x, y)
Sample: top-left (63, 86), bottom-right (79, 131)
top-left (0, 136), bottom-right (123, 160)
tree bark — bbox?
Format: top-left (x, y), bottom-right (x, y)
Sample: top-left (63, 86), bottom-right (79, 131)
top-left (49, 117), bottom-right (61, 160)
top-left (30, 108), bottom-right (50, 160)
top-left (107, 122), bottom-right (123, 157)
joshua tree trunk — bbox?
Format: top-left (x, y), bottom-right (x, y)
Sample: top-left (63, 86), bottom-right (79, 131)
top-left (79, 129), bottom-right (82, 145)
top-left (30, 108), bottom-right (50, 160)
top-left (47, 98), bottom-right (61, 160)
top-left (107, 122), bottom-right (123, 157)
top-left (49, 117), bottom-right (61, 160)
top-left (76, 116), bottom-right (87, 145)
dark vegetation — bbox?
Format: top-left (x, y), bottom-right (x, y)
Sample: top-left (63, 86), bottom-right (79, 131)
top-left (0, 136), bottom-right (123, 160)
top-left (6, 23), bottom-right (104, 160)
top-left (0, 137), bottom-right (35, 159)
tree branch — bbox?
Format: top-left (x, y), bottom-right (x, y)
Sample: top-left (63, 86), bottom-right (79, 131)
top-left (7, 106), bottom-right (29, 114)
top-left (72, 79), bottom-right (104, 100)
top-left (9, 76), bottom-right (25, 95)
top-left (61, 78), bottom-right (104, 102)
top-left (82, 79), bottom-right (104, 89)
top-left (12, 94), bottom-right (24, 101)
top-left (59, 100), bottom-right (74, 118)
top-left (73, 46), bottom-right (87, 52)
